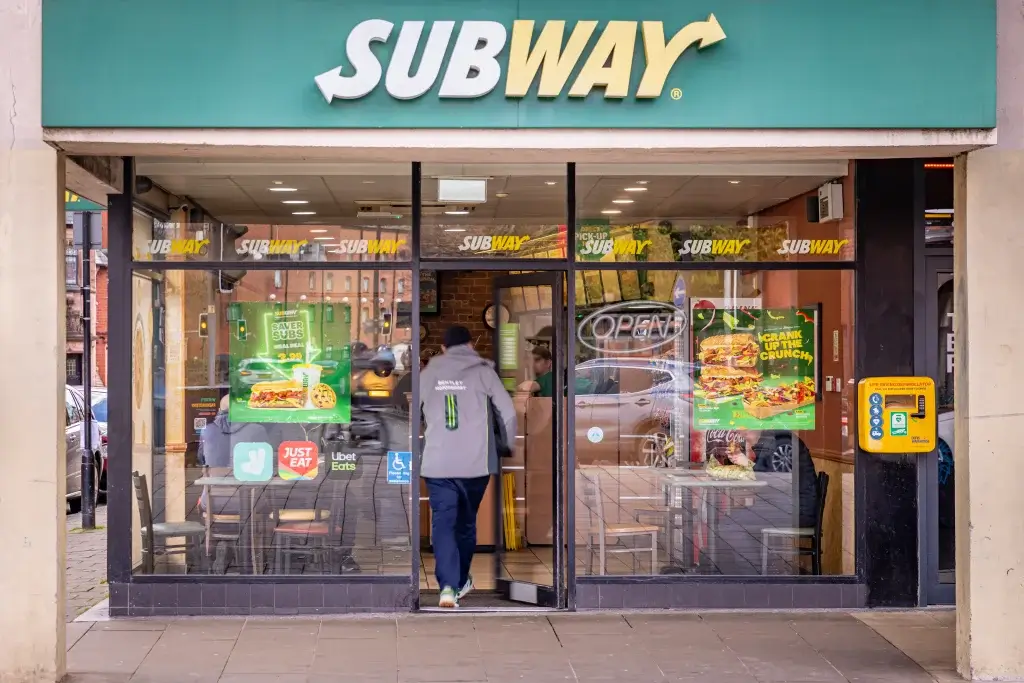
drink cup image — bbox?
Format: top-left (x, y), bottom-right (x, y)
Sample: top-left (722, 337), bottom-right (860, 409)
top-left (292, 364), bottom-right (323, 409)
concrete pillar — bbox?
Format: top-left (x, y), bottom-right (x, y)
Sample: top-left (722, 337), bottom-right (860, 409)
top-left (0, 0), bottom-right (68, 680)
top-left (955, 0), bottom-right (1024, 679)
top-left (955, 148), bottom-right (1024, 680)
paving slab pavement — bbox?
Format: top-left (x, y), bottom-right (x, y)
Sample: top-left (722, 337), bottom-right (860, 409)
top-left (66, 505), bottom-right (109, 622)
top-left (64, 610), bottom-right (958, 683)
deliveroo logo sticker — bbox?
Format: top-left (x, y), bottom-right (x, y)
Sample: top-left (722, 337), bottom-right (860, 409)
top-left (233, 442), bottom-right (273, 481)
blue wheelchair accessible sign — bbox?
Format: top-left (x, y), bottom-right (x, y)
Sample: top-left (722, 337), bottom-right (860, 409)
top-left (387, 451), bottom-right (412, 484)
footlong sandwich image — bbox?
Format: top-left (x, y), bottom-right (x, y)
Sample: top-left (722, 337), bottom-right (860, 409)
top-left (742, 378), bottom-right (816, 419)
top-left (698, 366), bottom-right (764, 399)
top-left (698, 333), bottom-right (760, 368)
top-left (248, 380), bottom-right (305, 409)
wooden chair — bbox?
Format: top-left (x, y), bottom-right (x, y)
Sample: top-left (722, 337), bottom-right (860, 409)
top-left (133, 471), bottom-right (206, 574)
top-left (577, 469), bottom-right (658, 575)
top-left (761, 471), bottom-right (830, 575)
top-left (201, 474), bottom-right (244, 573)
top-left (271, 479), bottom-right (344, 574)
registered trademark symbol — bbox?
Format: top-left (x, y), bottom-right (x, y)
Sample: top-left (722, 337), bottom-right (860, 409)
top-left (670, 88), bottom-right (683, 100)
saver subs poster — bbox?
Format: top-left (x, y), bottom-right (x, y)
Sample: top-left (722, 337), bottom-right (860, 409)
top-left (228, 302), bottom-right (351, 424)
top-left (692, 301), bottom-right (818, 431)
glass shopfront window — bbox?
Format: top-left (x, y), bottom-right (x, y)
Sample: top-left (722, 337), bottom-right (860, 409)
top-left (421, 164), bottom-right (567, 259)
top-left (572, 268), bottom-right (855, 577)
top-left (574, 165), bottom-right (855, 264)
top-left (131, 164), bottom-right (412, 263)
top-left (571, 163), bottom-right (855, 578)
top-left (925, 159), bottom-right (954, 248)
top-left (130, 267), bottom-right (414, 576)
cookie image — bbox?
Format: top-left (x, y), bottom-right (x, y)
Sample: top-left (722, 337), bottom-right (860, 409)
top-left (310, 383), bottom-right (337, 409)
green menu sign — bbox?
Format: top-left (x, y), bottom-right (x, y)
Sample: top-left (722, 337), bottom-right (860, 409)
top-left (499, 323), bottom-right (519, 371)
top-left (692, 304), bottom-right (818, 431)
top-left (228, 302), bottom-right (352, 424)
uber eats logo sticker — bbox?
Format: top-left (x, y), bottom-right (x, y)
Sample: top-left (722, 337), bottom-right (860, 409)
top-left (315, 15), bottom-right (726, 103)
top-left (328, 451), bottom-right (361, 478)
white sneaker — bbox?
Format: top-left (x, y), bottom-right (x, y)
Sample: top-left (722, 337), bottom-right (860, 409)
top-left (439, 586), bottom-right (458, 608)
top-left (456, 575), bottom-right (474, 600)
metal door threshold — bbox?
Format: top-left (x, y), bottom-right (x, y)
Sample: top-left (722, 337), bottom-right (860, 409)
top-left (418, 606), bottom-right (559, 614)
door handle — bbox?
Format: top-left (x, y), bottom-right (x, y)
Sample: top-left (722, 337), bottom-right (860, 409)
top-left (635, 399), bottom-right (652, 406)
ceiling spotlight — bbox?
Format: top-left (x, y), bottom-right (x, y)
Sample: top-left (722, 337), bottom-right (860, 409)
top-left (636, 180), bottom-right (649, 185)
top-left (269, 187), bottom-right (297, 192)
top-left (545, 181), bottom-right (557, 186)
top-left (495, 192), bottom-right (509, 198)
top-left (292, 211), bottom-right (316, 216)
top-left (601, 209), bottom-right (622, 215)
top-left (282, 199), bottom-right (309, 204)
top-left (444, 210), bottom-right (469, 215)
top-left (273, 181), bottom-right (283, 185)
top-left (612, 199), bottom-right (634, 204)
top-left (362, 180), bottom-right (375, 184)
top-left (309, 229), bottom-right (328, 233)
top-left (728, 180), bottom-right (741, 185)
top-left (361, 297), bottom-right (367, 303)
top-left (623, 187), bottom-right (647, 192)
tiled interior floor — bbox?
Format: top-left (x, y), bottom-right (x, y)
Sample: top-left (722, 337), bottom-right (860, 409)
top-left (419, 548), bottom-right (553, 589)
top-left (146, 455), bottom-right (853, 580)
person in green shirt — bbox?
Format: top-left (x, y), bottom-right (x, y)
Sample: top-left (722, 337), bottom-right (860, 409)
top-left (518, 346), bottom-right (554, 397)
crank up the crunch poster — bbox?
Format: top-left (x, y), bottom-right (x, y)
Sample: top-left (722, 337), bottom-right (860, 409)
top-left (691, 300), bottom-right (819, 431)
top-left (228, 302), bottom-right (351, 424)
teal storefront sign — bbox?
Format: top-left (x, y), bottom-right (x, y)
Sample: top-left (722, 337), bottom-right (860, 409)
top-left (65, 191), bottom-right (105, 212)
top-left (42, 0), bottom-right (995, 129)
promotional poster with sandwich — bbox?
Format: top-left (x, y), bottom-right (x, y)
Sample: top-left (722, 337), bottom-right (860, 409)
top-left (228, 302), bottom-right (351, 424)
top-left (691, 301), bottom-right (818, 431)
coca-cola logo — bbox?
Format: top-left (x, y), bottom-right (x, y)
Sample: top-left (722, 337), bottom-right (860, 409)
top-left (705, 429), bottom-right (744, 444)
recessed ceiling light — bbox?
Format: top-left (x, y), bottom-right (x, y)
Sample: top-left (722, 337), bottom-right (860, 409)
top-left (314, 236), bottom-right (334, 241)
top-left (636, 180), bottom-right (649, 185)
top-left (309, 229), bottom-right (328, 233)
top-left (282, 199), bottom-right (309, 204)
top-left (444, 210), bottom-right (469, 215)
top-left (729, 180), bottom-right (741, 185)
top-left (444, 228), bottom-right (467, 232)
top-left (601, 209), bottom-right (622, 215)
top-left (273, 181), bottom-right (283, 185)
top-left (545, 181), bottom-right (557, 186)
top-left (612, 199), bottom-right (634, 204)
top-left (624, 187), bottom-right (647, 192)
top-left (362, 180), bottom-right (375, 184)
top-left (495, 192), bottom-right (509, 198)
top-left (292, 211), bottom-right (316, 216)
top-left (269, 187), bottom-right (297, 192)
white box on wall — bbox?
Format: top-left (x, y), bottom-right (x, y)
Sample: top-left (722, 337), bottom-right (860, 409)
top-left (818, 182), bottom-right (844, 223)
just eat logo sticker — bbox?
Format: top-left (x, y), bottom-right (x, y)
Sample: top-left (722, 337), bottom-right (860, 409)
top-left (278, 441), bottom-right (319, 481)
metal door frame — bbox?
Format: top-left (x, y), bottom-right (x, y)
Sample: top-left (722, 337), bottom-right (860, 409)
top-left (920, 255), bottom-right (954, 605)
top-left (492, 272), bottom-right (566, 608)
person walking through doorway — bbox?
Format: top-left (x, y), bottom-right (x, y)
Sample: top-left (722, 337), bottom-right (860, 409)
top-left (420, 325), bottom-right (516, 607)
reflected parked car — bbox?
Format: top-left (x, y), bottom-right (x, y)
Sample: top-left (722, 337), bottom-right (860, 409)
top-left (574, 358), bottom-right (694, 467)
top-left (65, 386), bottom-right (105, 512)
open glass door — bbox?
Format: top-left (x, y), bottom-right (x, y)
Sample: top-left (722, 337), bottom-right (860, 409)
top-left (492, 273), bottom-right (564, 607)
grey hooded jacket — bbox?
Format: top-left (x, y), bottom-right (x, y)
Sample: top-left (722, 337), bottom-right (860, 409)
top-left (420, 345), bottom-right (516, 478)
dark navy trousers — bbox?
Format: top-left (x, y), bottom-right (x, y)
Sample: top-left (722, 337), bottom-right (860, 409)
top-left (424, 476), bottom-right (490, 592)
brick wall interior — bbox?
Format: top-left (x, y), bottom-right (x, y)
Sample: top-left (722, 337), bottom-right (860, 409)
top-left (421, 271), bottom-right (509, 358)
